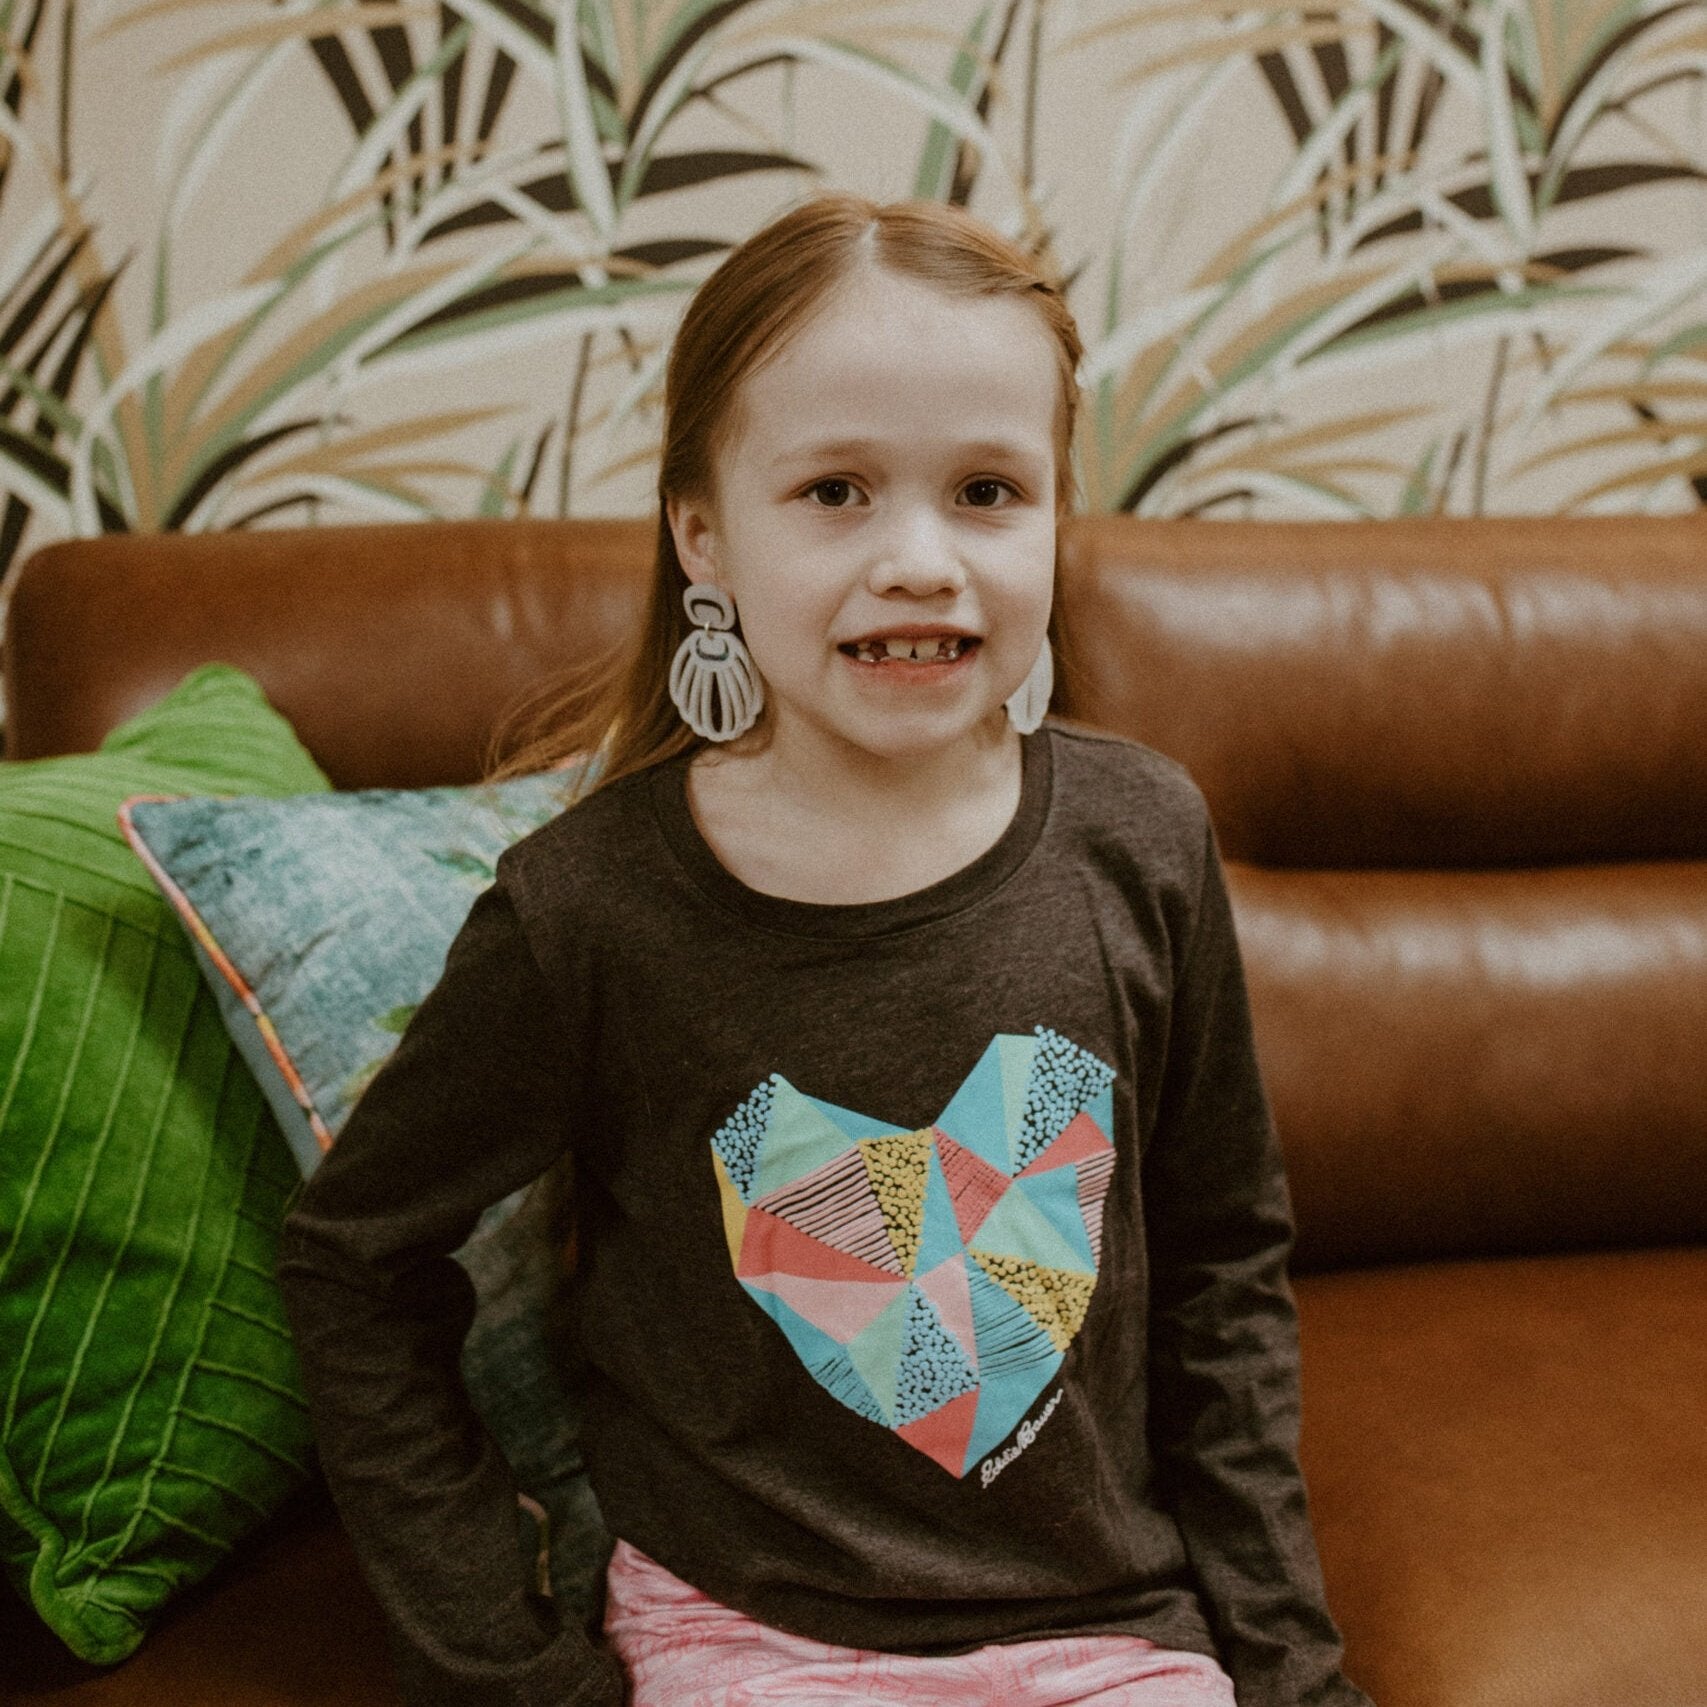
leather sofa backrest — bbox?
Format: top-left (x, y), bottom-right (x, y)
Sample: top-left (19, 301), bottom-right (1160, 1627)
top-left (7, 515), bottom-right (1705, 1271)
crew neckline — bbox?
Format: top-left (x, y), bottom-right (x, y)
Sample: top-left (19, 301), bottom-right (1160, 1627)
top-left (649, 726), bottom-right (1054, 940)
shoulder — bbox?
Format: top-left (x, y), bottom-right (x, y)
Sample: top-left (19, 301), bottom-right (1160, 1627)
top-left (1043, 721), bottom-right (1210, 848)
top-left (493, 758), bottom-right (670, 911)
top-left (1038, 723), bottom-right (1214, 951)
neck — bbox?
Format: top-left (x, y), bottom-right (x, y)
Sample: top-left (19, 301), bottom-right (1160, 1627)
top-left (754, 711), bottom-right (1020, 825)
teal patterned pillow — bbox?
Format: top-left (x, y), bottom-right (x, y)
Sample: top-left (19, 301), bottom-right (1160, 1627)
top-left (120, 771), bottom-right (613, 1625)
top-left (121, 777), bottom-right (575, 1173)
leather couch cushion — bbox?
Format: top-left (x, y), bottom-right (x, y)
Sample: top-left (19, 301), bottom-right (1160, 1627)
top-left (1297, 1246), bottom-right (1707, 1707)
top-left (1228, 861), bottom-right (1707, 1270)
top-left (1055, 514), bottom-right (1707, 868)
top-left (3, 520), bottom-right (654, 788)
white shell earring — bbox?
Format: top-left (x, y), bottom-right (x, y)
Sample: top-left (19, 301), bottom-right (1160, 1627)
top-left (1005, 640), bottom-right (1054, 734)
top-left (669, 584), bottom-right (765, 742)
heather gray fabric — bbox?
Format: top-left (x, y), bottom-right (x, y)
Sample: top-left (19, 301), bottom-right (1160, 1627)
top-left (277, 723), bottom-right (1370, 1707)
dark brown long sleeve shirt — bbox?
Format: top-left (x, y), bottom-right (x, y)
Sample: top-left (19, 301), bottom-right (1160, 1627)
top-left (277, 723), bottom-right (1370, 1707)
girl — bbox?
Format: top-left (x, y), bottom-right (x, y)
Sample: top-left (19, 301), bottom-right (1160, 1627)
top-left (278, 195), bottom-right (1372, 1707)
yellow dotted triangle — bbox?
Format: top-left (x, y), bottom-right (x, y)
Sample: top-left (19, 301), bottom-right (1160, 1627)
top-left (969, 1249), bottom-right (1096, 1352)
top-left (858, 1131), bottom-right (932, 1278)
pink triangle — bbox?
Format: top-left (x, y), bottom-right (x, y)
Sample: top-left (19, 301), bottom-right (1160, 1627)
top-left (897, 1389), bottom-right (979, 1477)
top-left (1018, 1110), bottom-right (1113, 1176)
top-left (738, 1208), bottom-right (902, 1284)
top-left (934, 1131), bottom-right (1009, 1243)
top-left (915, 1255), bottom-right (977, 1371)
top-left (744, 1270), bottom-right (907, 1342)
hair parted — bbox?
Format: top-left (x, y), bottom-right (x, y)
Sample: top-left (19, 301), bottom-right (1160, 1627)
top-left (488, 192), bottom-right (1085, 792)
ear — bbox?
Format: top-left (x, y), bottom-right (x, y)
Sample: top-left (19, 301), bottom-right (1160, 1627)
top-left (666, 492), bottom-right (719, 587)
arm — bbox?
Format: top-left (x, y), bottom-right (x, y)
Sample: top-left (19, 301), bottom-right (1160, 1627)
top-left (1142, 813), bottom-right (1372, 1707)
top-left (276, 875), bottom-right (624, 1707)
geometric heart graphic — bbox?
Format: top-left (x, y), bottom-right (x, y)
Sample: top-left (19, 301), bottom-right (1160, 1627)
top-left (710, 1026), bottom-right (1116, 1478)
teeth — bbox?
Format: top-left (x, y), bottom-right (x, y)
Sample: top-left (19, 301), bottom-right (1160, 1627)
top-left (858, 636), bottom-right (962, 663)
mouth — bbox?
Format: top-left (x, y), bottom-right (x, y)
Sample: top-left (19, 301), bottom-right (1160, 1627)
top-left (837, 635), bottom-right (980, 666)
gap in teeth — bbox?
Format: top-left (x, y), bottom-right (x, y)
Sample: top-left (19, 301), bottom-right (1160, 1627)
top-left (853, 636), bottom-right (966, 663)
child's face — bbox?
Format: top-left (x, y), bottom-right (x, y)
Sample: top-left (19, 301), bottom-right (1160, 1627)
top-left (669, 264), bottom-right (1060, 769)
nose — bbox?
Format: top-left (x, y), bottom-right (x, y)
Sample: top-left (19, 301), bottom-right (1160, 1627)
top-left (869, 501), bottom-right (966, 597)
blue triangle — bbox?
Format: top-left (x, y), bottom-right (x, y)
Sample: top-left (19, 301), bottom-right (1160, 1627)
top-left (846, 1288), bottom-right (910, 1423)
top-left (914, 1145), bottom-right (964, 1274)
top-left (933, 1038), bottom-right (1012, 1175)
top-left (964, 1264), bottom-right (1064, 1468)
top-left (965, 1349), bottom-right (1064, 1470)
top-left (805, 1093), bottom-right (899, 1143)
top-left (997, 1033), bottom-right (1038, 1159)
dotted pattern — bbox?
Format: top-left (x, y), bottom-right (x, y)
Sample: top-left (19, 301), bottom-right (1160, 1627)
top-left (711, 1076), bottom-right (775, 1203)
top-left (858, 1132), bottom-right (931, 1277)
top-left (970, 1250), bottom-right (1096, 1353)
top-left (893, 1286), bottom-right (978, 1426)
top-left (1012, 1027), bottom-right (1116, 1173)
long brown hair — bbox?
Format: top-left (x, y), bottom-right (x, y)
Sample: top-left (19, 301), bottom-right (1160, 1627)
top-left (488, 193), bottom-right (1085, 792)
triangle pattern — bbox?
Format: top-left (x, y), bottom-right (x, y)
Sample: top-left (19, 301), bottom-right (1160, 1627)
top-left (754, 1145), bottom-right (902, 1274)
top-left (935, 1132), bottom-right (1009, 1245)
top-left (738, 1207), bottom-right (901, 1286)
top-left (859, 1131), bottom-right (931, 1278)
top-left (893, 1286), bottom-right (978, 1426)
top-left (715, 1027), bottom-right (1117, 1479)
top-left (896, 1388), bottom-right (979, 1477)
top-left (915, 1253), bottom-right (977, 1372)
top-left (743, 1269), bottom-right (907, 1344)
top-left (1076, 1148), bottom-right (1116, 1265)
top-left (969, 1249), bottom-right (1096, 1353)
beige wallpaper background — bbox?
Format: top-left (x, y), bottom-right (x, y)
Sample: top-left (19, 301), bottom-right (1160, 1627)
top-left (0, 0), bottom-right (1705, 600)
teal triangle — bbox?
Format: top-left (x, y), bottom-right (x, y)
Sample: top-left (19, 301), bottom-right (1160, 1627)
top-left (750, 1080), bottom-right (867, 1200)
top-left (845, 1287), bottom-right (910, 1423)
top-left (914, 1146), bottom-right (963, 1274)
top-left (997, 1033), bottom-right (1037, 1161)
top-left (1012, 1168), bottom-right (1096, 1271)
top-left (972, 1181), bottom-right (1094, 1275)
top-left (745, 1284), bottom-right (887, 1427)
top-left (933, 1039), bottom-right (1011, 1175)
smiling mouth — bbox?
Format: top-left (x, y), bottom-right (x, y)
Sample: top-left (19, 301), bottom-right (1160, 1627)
top-left (838, 636), bottom-right (978, 665)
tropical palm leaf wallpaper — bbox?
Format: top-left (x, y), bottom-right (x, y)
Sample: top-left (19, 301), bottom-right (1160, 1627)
top-left (0, 0), bottom-right (1704, 595)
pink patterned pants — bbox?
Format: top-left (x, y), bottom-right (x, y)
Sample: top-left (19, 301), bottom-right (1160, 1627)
top-left (603, 1539), bottom-right (1237, 1706)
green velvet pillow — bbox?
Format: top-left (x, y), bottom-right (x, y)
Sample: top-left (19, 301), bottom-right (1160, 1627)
top-left (0, 664), bottom-right (331, 1664)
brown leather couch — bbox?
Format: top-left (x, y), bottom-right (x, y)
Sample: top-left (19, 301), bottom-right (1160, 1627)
top-left (5, 515), bottom-right (1705, 1707)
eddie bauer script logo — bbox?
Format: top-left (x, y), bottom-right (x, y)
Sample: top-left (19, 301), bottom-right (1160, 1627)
top-left (980, 1389), bottom-right (1063, 1487)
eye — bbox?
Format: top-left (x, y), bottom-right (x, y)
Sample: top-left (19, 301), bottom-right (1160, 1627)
top-left (961, 477), bottom-right (1017, 508)
top-left (806, 477), bottom-right (863, 508)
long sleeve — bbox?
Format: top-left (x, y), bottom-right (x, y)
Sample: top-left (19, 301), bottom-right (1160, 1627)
top-left (1141, 815), bottom-right (1373, 1707)
top-left (275, 876), bottom-right (624, 1707)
